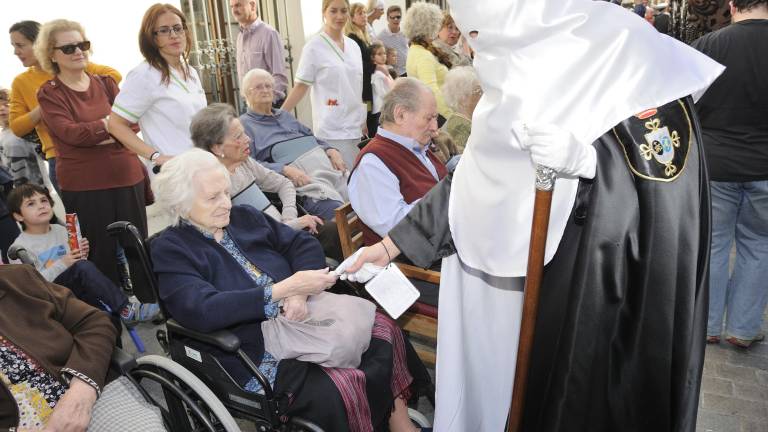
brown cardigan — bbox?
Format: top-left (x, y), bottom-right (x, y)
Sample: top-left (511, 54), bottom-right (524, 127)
top-left (0, 265), bottom-right (117, 429)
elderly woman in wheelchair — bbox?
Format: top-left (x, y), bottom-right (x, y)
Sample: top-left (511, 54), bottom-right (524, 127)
top-left (190, 103), bottom-right (343, 262)
top-left (150, 149), bottom-right (430, 432)
top-left (239, 68), bottom-right (350, 221)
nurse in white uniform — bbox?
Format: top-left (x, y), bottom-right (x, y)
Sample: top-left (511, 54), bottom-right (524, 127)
top-left (109, 3), bottom-right (207, 168)
top-left (281, 0), bottom-right (367, 169)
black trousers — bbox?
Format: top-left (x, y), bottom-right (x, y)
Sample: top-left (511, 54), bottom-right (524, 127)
top-left (0, 214), bottom-right (20, 264)
top-left (61, 181), bottom-right (147, 284)
top-left (54, 260), bottom-right (128, 313)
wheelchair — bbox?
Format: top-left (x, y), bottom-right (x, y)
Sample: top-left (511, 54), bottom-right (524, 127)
top-left (108, 220), bottom-right (434, 430)
top-left (110, 347), bottom-right (241, 431)
top-left (107, 221), bottom-right (325, 432)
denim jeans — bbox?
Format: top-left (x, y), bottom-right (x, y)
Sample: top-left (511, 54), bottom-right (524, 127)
top-left (707, 180), bottom-right (768, 340)
top-left (54, 260), bottom-right (128, 314)
top-left (301, 197), bottom-right (343, 221)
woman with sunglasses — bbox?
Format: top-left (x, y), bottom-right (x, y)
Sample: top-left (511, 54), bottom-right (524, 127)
top-left (8, 20), bottom-right (121, 193)
top-left (35, 19), bottom-right (148, 285)
top-left (109, 3), bottom-right (206, 169)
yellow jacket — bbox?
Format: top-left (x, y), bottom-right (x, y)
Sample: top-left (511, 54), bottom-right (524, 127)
top-left (9, 64), bottom-right (121, 159)
top-left (405, 44), bottom-right (453, 119)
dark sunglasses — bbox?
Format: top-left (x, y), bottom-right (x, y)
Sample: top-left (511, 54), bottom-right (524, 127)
top-left (389, 15), bottom-right (402, 20)
top-left (54, 41), bottom-right (91, 54)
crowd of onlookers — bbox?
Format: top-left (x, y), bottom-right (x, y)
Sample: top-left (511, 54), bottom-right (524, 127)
top-left (0, 0), bottom-right (765, 430)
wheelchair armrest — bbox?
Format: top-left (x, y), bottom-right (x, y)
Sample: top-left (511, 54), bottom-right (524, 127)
top-left (110, 348), bottom-right (138, 374)
top-left (165, 319), bottom-right (242, 353)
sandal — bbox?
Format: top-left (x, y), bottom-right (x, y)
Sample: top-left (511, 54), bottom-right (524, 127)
top-left (706, 335), bottom-right (720, 344)
top-left (725, 333), bottom-right (765, 349)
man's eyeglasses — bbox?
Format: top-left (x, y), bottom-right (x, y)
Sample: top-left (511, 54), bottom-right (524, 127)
top-left (154, 25), bottom-right (185, 37)
top-left (54, 41), bottom-right (90, 55)
top-left (388, 15), bottom-right (402, 20)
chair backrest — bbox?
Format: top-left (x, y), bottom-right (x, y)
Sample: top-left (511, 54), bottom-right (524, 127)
top-left (334, 202), bottom-right (365, 259)
top-left (107, 221), bottom-right (165, 314)
top-left (268, 135), bottom-right (319, 165)
top-left (231, 181), bottom-right (272, 211)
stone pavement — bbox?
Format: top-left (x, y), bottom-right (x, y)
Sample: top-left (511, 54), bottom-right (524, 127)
top-left (696, 309), bottom-right (768, 432)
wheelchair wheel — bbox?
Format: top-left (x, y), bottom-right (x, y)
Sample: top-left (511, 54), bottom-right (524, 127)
top-left (408, 407), bottom-right (432, 428)
top-left (130, 354), bottom-right (240, 432)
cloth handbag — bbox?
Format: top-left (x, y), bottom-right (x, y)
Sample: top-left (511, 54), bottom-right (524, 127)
top-left (261, 292), bottom-right (376, 368)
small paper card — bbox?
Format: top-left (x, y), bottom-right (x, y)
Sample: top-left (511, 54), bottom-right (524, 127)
top-left (365, 264), bottom-right (420, 319)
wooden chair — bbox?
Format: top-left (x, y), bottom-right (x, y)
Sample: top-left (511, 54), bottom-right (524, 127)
top-left (335, 202), bottom-right (439, 367)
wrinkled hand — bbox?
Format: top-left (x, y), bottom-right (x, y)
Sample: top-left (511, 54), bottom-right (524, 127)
top-left (296, 215), bottom-right (323, 234)
top-left (326, 148), bottom-right (347, 172)
top-left (44, 378), bottom-right (97, 432)
top-left (287, 268), bottom-right (337, 296)
top-left (282, 295), bottom-right (309, 321)
top-left (283, 165), bottom-right (311, 187)
top-left (516, 123), bottom-right (596, 179)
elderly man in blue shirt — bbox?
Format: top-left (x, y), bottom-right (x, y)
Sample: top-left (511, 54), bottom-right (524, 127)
top-left (239, 69), bottom-right (348, 221)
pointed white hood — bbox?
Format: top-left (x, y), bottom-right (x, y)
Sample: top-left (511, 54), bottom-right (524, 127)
top-left (448, 0), bottom-right (724, 277)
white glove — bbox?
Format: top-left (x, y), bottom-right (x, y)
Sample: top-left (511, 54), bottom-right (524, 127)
top-left (518, 123), bottom-right (597, 179)
top-left (334, 248), bottom-right (385, 283)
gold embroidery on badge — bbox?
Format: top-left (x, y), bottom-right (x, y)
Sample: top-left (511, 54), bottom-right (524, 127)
top-left (612, 99), bottom-right (693, 183)
top-left (638, 118), bottom-right (682, 177)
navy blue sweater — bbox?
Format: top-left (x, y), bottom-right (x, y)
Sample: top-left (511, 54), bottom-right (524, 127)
top-left (151, 205), bottom-right (326, 384)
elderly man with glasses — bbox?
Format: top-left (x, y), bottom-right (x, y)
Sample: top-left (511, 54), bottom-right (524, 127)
top-left (377, 5), bottom-right (408, 77)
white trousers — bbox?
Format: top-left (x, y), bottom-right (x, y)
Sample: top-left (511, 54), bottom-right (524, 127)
top-left (433, 254), bottom-right (524, 432)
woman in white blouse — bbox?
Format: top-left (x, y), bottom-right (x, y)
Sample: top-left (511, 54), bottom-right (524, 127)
top-left (281, 0), bottom-right (366, 169)
top-left (108, 3), bottom-right (207, 168)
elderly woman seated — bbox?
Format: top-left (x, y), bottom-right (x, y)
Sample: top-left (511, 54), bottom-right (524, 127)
top-left (239, 69), bottom-right (349, 221)
top-left (0, 265), bottom-right (164, 431)
top-left (150, 149), bottom-right (429, 432)
top-left (190, 103), bottom-right (343, 261)
top-left (440, 65), bottom-right (482, 153)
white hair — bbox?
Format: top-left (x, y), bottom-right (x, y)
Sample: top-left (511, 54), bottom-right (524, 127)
top-left (403, 2), bottom-right (442, 41)
top-left (152, 149), bottom-right (230, 226)
top-left (240, 68), bottom-right (275, 100)
top-left (442, 66), bottom-right (482, 113)
top-left (380, 77), bottom-right (432, 124)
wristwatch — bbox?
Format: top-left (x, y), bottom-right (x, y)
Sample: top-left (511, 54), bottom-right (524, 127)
top-left (149, 151), bottom-right (161, 165)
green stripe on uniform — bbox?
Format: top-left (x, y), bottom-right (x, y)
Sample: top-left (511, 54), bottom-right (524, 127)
top-left (170, 74), bottom-right (189, 93)
top-left (112, 103), bottom-right (140, 121)
top-left (319, 34), bottom-right (345, 62)
top-left (295, 76), bottom-right (314, 85)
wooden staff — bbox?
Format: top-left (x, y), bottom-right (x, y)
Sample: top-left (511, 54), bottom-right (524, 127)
top-left (507, 165), bottom-right (557, 432)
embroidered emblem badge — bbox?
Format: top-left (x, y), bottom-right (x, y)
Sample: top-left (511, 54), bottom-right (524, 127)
top-left (640, 118), bottom-right (681, 177)
top-left (613, 99), bottom-right (692, 182)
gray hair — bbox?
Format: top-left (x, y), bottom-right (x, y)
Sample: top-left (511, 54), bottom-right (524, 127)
top-left (190, 103), bottom-right (237, 152)
top-left (240, 68), bottom-right (275, 101)
top-left (402, 2), bottom-right (442, 41)
top-left (442, 66), bottom-right (482, 113)
top-left (380, 77), bottom-right (431, 125)
top-left (152, 149), bottom-right (230, 226)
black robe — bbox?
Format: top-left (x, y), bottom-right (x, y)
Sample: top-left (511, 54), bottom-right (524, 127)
top-left (388, 97), bottom-right (709, 432)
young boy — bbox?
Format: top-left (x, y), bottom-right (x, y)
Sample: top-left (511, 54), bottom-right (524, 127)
top-left (8, 183), bottom-right (158, 325)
